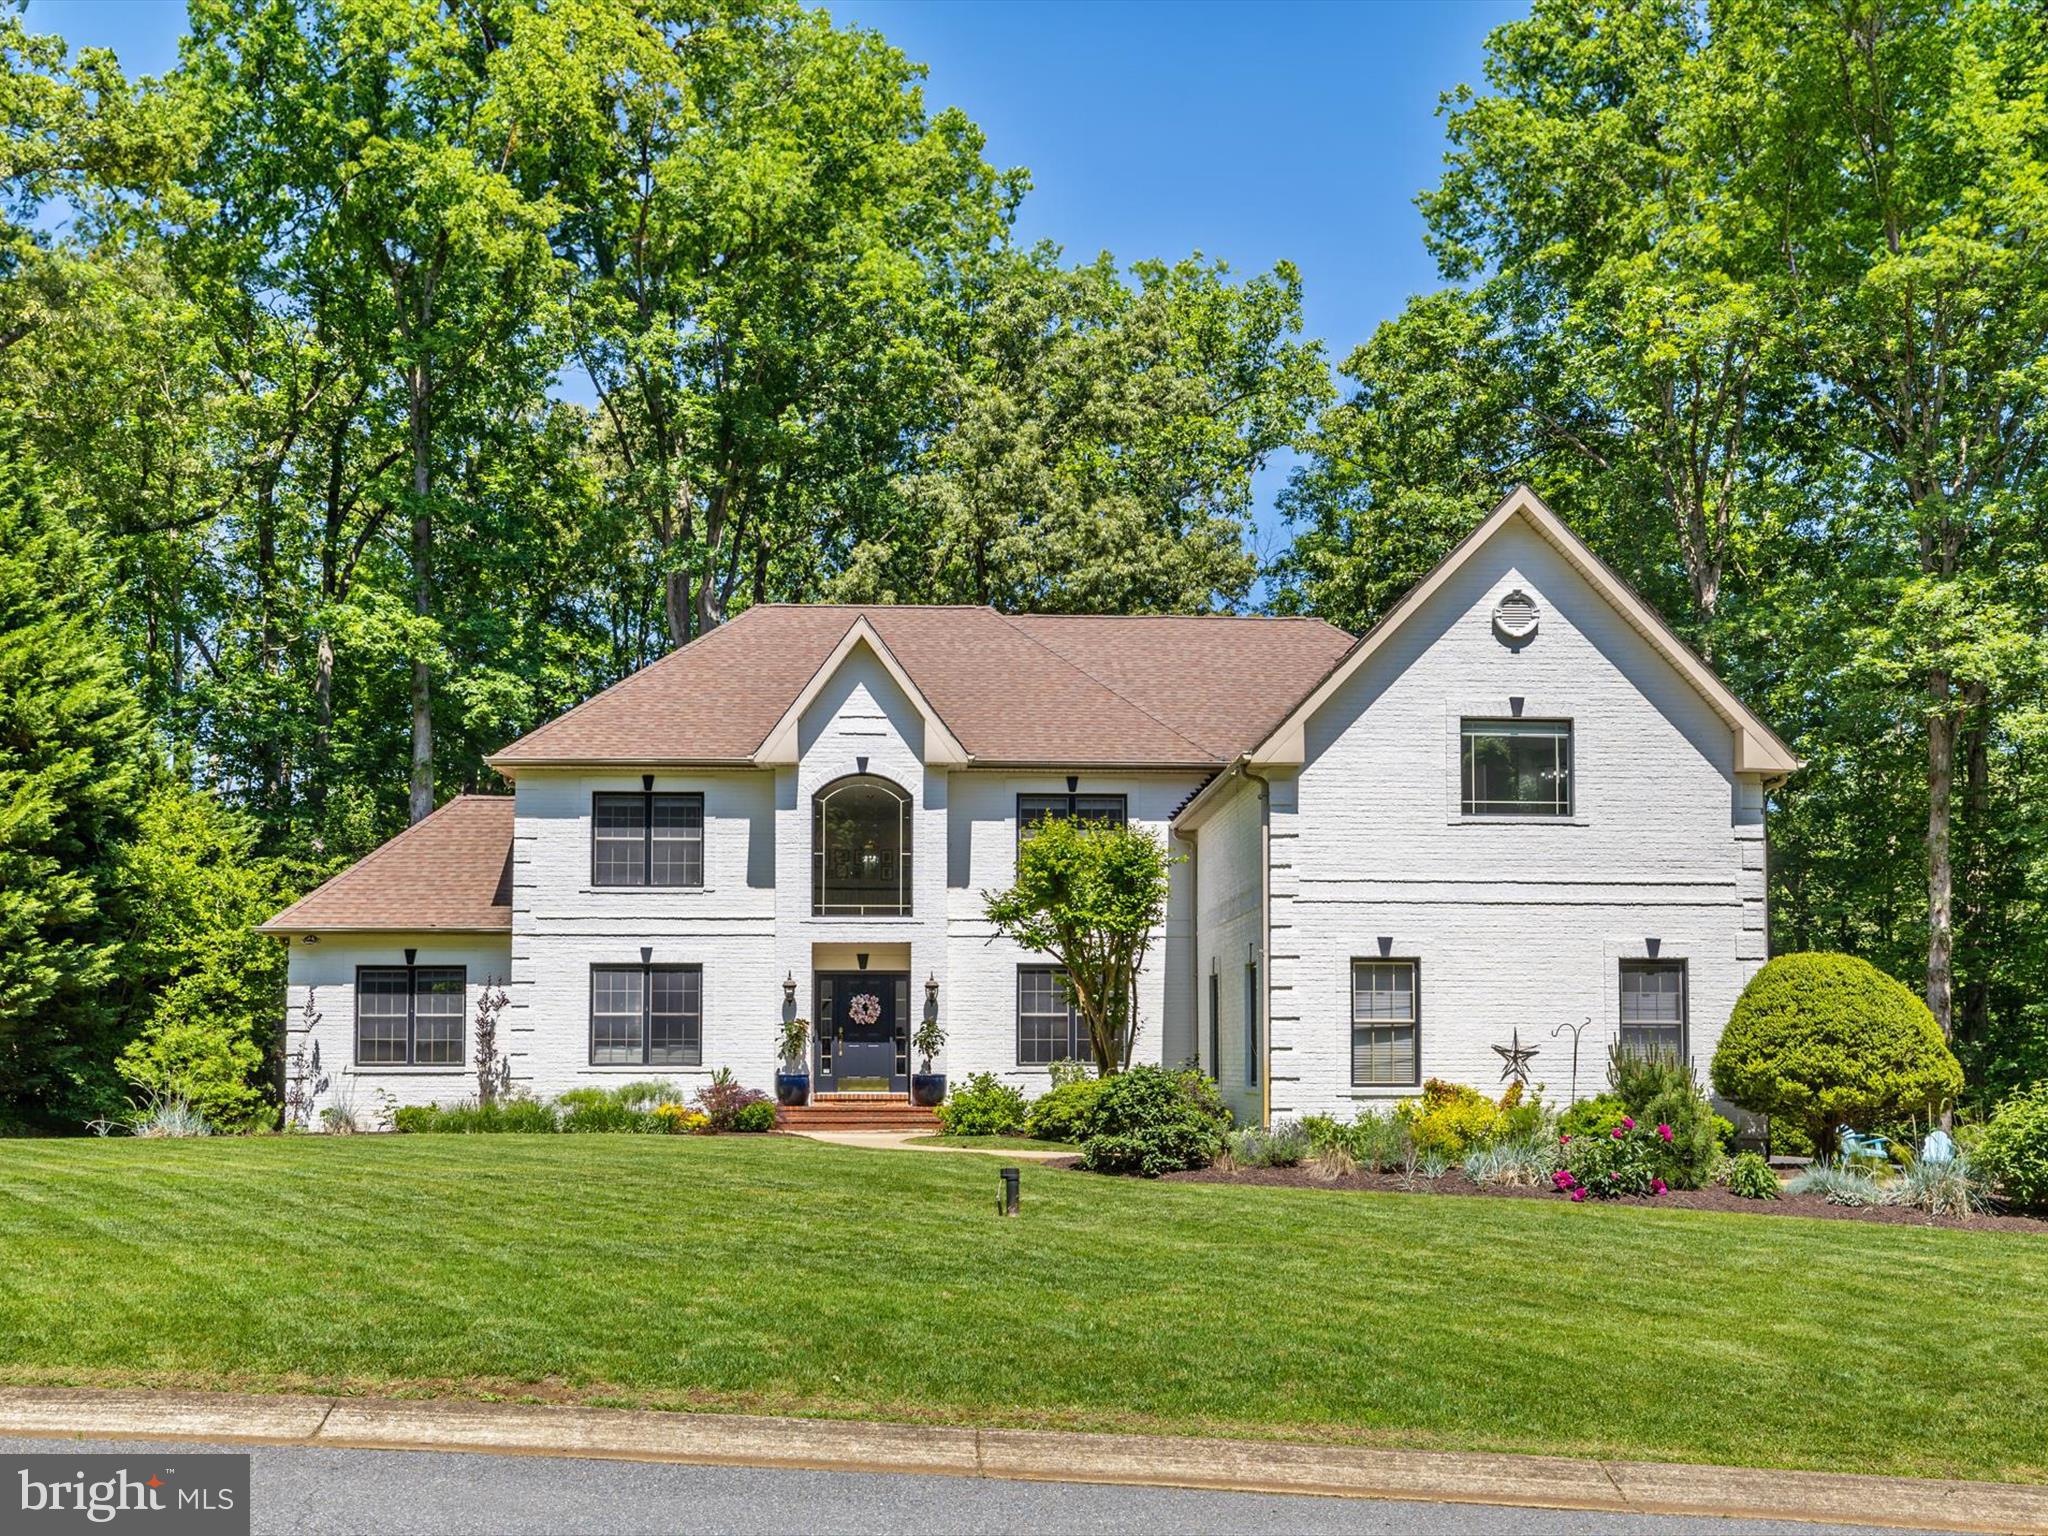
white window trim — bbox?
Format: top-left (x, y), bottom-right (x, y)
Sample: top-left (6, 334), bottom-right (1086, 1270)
top-left (1443, 699), bottom-right (1588, 826)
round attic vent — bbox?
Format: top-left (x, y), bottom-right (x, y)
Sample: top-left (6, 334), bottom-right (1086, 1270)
top-left (1493, 589), bottom-right (1539, 643)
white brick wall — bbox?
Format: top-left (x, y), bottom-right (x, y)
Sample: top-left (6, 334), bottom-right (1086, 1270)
top-left (1273, 518), bottom-right (1766, 1121)
top-left (284, 526), bottom-right (1771, 1126)
top-left (283, 935), bottom-right (512, 1121)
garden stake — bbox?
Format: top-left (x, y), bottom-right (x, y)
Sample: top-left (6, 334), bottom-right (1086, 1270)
top-left (1550, 1017), bottom-right (1591, 1103)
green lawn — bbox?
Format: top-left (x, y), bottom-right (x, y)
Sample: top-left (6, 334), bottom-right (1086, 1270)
top-left (908, 1134), bottom-right (1070, 1151)
top-left (0, 1136), bottom-right (2040, 1482)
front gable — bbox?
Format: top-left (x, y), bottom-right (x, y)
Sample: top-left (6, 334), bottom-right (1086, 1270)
top-left (1251, 487), bottom-right (1799, 778)
top-left (755, 617), bottom-right (969, 769)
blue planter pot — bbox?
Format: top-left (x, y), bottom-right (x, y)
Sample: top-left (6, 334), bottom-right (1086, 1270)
top-left (774, 1071), bottom-right (811, 1107)
top-left (910, 1073), bottom-right (946, 1108)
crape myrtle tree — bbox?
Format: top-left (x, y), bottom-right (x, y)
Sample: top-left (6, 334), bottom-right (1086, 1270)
top-left (982, 816), bottom-right (1173, 1075)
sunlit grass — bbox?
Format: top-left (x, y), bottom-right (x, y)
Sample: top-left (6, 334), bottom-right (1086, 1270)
top-left (0, 1135), bottom-right (2039, 1481)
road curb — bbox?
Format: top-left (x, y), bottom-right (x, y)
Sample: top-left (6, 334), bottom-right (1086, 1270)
top-left (0, 1386), bottom-right (2042, 1533)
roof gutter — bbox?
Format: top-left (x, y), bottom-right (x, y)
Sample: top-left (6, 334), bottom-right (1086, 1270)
top-left (1171, 755), bottom-right (1251, 834)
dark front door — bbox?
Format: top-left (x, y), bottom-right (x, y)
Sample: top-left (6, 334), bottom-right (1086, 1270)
top-left (818, 973), bottom-right (909, 1092)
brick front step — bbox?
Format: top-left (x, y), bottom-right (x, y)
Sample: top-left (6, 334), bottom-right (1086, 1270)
top-left (778, 1093), bottom-right (939, 1132)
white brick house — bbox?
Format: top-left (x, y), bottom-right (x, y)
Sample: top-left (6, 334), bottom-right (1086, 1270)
top-left (263, 488), bottom-right (1798, 1126)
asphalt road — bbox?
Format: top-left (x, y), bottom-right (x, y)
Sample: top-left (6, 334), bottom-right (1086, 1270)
top-left (0, 1439), bottom-right (1944, 1536)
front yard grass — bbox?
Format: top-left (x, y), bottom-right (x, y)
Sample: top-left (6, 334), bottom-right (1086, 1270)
top-left (907, 1133), bottom-right (1069, 1151)
top-left (0, 1135), bottom-right (2041, 1483)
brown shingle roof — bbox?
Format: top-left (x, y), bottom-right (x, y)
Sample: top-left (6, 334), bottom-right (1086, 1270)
top-left (259, 795), bottom-right (513, 934)
top-left (490, 606), bottom-right (1355, 770)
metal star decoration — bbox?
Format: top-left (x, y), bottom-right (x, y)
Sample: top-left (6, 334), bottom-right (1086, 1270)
top-left (1492, 1028), bottom-right (1540, 1086)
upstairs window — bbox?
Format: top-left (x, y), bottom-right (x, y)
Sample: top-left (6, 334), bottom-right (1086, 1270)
top-left (813, 776), bottom-right (913, 916)
top-left (1017, 791), bottom-right (1128, 849)
top-left (1461, 719), bottom-right (1572, 817)
top-left (1017, 966), bottom-right (1088, 1067)
top-left (592, 791), bottom-right (704, 887)
top-left (356, 965), bottom-right (465, 1066)
top-left (1620, 960), bottom-right (1686, 1062)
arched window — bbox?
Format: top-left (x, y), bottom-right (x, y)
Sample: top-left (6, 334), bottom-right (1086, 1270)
top-left (812, 776), bottom-right (913, 916)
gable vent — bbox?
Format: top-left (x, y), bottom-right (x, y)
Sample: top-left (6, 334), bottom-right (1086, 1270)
top-left (1493, 589), bottom-right (1539, 644)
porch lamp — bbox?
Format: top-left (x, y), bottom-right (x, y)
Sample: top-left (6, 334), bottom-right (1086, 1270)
top-left (923, 973), bottom-right (939, 1025)
top-left (783, 972), bottom-right (798, 1007)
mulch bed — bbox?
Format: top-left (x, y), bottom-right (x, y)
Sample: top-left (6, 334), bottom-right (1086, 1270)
top-left (1119, 1162), bottom-right (2048, 1234)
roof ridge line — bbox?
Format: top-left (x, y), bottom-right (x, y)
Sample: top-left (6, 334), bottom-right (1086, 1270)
top-left (989, 610), bottom-right (1217, 762)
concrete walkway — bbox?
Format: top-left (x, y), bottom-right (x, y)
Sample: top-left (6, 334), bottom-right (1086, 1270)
top-left (784, 1129), bottom-right (1072, 1160)
top-left (0, 1388), bottom-right (2041, 1534)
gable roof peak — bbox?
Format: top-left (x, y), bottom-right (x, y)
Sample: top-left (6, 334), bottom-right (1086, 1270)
top-left (1246, 484), bottom-right (1800, 778)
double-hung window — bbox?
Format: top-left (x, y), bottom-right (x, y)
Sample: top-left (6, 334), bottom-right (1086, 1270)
top-left (1619, 960), bottom-right (1686, 1062)
top-left (1017, 966), bottom-right (1088, 1067)
top-left (1017, 791), bottom-right (1128, 850)
top-left (1461, 719), bottom-right (1572, 816)
top-left (355, 966), bottom-right (465, 1066)
top-left (1351, 960), bottom-right (1419, 1087)
top-left (592, 791), bottom-right (704, 887)
top-left (590, 963), bottom-right (703, 1066)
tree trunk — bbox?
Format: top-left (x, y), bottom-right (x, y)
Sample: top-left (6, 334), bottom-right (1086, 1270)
top-left (1924, 672), bottom-right (1955, 1036)
top-left (663, 567), bottom-right (692, 649)
top-left (1960, 687), bottom-right (1992, 1048)
top-left (408, 357), bottom-right (435, 825)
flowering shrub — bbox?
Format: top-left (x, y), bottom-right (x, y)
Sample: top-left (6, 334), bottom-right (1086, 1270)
top-left (693, 1068), bottom-right (774, 1131)
top-left (1398, 1079), bottom-right (1500, 1157)
top-left (652, 1103), bottom-right (709, 1134)
top-left (1553, 1116), bottom-right (1671, 1200)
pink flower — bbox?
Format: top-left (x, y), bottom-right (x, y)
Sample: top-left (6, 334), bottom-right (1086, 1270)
top-left (1657, 1123), bottom-right (1674, 1142)
top-left (1559, 1133), bottom-right (1571, 1144)
top-left (1611, 1126), bottom-right (1625, 1139)
top-left (1621, 1117), bottom-right (1637, 1131)
top-left (1570, 1187), bottom-right (1588, 1202)
top-left (1652, 1178), bottom-right (1668, 1195)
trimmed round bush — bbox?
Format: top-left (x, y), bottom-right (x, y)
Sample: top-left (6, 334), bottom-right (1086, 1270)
top-left (934, 1072), bottom-right (1027, 1136)
top-left (1712, 953), bottom-right (1963, 1157)
top-left (1978, 1082), bottom-right (2048, 1211)
top-left (1078, 1065), bottom-right (1230, 1177)
top-left (1024, 1077), bottom-right (1104, 1143)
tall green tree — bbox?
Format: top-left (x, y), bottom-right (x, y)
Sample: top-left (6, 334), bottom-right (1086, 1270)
top-left (0, 428), bottom-right (146, 1127)
top-left (844, 249), bottom-right (1330, 613)
top-left (181, 0), bottom-right (564, 822)
top-left (545, 0), bottom-right (1021, 642)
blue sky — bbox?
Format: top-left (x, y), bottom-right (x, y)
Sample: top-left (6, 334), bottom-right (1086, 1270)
top-left (26, 0), bottom-right (1519, 562)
